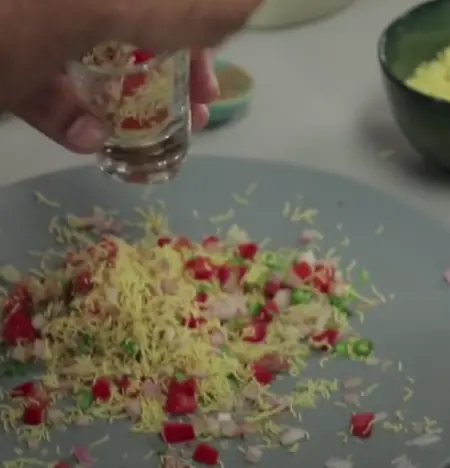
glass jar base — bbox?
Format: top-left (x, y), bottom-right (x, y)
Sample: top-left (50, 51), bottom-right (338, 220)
top-left (97, 122), bottom-right (190, 185)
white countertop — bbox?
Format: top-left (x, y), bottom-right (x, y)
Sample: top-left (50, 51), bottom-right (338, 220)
top-left (2, 0), bottom-right (450, 226)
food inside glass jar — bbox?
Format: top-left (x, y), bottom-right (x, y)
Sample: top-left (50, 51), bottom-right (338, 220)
top-left (82, 41), bottom-right (174, 144)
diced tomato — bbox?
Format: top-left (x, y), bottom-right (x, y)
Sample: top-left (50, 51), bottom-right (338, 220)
top-left (2, 310), bottom-right (37, 345)
top-left (173, 236), bottom-right (192, 251)
top-left (54, 462), bottom-right (70, 468)
top-left (252, 364), bottom-right (274, 385)
top-left (157, 236), bottom-right (172, 248)
top-left (72, 272), bottom-right (93, 295)
top-left (167, 377), bottom-right (196, 397)
top-left (132, 49), bottom-right (155, 64)
top-left (92, 378), bottom-right (111, 402)
top-left (116, 376), bottom-right (131, 394)
top-left (183, 316), bottom-right (207, 329)
top-left (165, 391), bottom-right (197, 414)
top-left (253, 354), bottom-right (289, 374)
top-left (256, 301), bottom-right (279, 323)
top-left (22, 402), bottom-right (45, 425)
top-left (193, 443), bottom-right (219, 465)
top-left (201, 236), bottom-right (220, 248)
top-left (11, 381), bottom-right (36, 398)
top-left (2, 296), bottom-right (30, 317)
top-left (236, 265), bottom-right (248, 282)
top-left (120, 116), bottom-right (151, 130)
top-left (216, 265), bottom-right (232, 286)
top-left (185, 257), bottom-right (215, 281)
top-left (12, 283), bottom-right (32, 302)
top-left (311, 263), bottom-right (335, 294)
top-left (195, 291), bottom-right (209, 304)
top-left (292, 261), bottom-right (313, 280)
top-left (99, 238), bottom-right (118, 261)
top-left (310, 329), bottom-right (339, 350)
top-left (350, 412), bottom-right (375, 439)
top-left (263, 280), bottom-right (281, 299)
top-left (162, 422), bottom-right (196, 444)
top-left (237, 242), bottom-right (258, 261)
top-left (122, 73), bottom-right (147, 96)
top-left (243, 321), bottom-right (268, 343)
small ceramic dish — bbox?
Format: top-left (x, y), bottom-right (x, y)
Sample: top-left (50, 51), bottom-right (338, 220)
top-left (378, 0), bottom-right (450, 169)
top-left (207, 58), bottom-right (255, 128)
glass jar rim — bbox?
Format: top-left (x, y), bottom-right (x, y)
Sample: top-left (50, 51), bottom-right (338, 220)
top-left (72, 51), bottom-right (173, 76)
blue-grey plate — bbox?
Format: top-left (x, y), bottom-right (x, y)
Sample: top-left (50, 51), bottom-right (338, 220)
top-left (207, 59), bottom-right (254, 128)
top-left (0, 156), bottom-right (449, 468)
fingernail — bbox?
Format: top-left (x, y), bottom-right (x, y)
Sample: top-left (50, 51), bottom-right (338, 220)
top-left (65, 114), bottom-right (107, 152)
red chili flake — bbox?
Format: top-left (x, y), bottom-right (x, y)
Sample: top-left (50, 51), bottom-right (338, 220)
top-left (311, 263), bottom-right (335, 293)
top-left (237, 242), bottom-right (258, 261)
top-left (193, 443), bottom-right (219, 465)
top-left (183, 316), bottom-right (207, 329)
top-left (132, 49), bottom-right (155, 64)
top-left (185, 257), bottom-right (215, 281)
top-left (310, 329), bottom-right (339, 350)
top-left (263, 280), bottom-right (281, 299)
top-left (11, 381), bottom-right (36, 398)
top-left (243, 321), bottom-right (268, 343)
top-left (2, 310), bottom-right (37, 345)
top-left (201, 236), bottom-right (220, 248)
top-left (292, 261), bottom-right (313, 280)
top-left (72, 272), bottom-right (93, 295)
top-left (157, 236), bottom-right (172, 248)
top-left (254, 354), bottom-right (289, 374)
top-left (162, 422), bottom-right (196, 444)
top-left (350, 412), bottom-right (375, 439)
top-left (92, 378), bottom-right (111, 402)
top-left (22, 402), bottom-right (45, 425)
top-left (53, 462), bottom-right (70, 468)
top-left (195, 291), bottom-right (209, 304)
top-left (173, 236), bottom-right (192, 251)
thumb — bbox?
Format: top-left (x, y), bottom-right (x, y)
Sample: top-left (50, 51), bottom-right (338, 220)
top-left (13, 75), bottom-right (108, 154)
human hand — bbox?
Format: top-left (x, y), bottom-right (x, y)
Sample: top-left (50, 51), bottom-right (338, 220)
top-left (13, 51), bottom-right (218, 154)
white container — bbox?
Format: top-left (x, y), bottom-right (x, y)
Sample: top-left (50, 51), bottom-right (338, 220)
top-left (247, 0), bottom-right (356, 29)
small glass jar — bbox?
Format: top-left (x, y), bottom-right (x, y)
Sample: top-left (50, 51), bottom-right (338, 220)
top-left (68, 45), bottom-right (190, 184)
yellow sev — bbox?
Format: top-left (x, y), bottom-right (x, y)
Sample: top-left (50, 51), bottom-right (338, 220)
top-left (0, 209), bottom-right (378, 451)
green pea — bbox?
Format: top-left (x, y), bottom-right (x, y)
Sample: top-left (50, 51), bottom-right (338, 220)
top-left (175, 371), bottom-right (187, 382)
top-left (2, 362), bottom-right (29, 377)
top-left (78, 390), bottom-right (93, 412)
top-left (352, 339), bottom-right (374, 358)
top-left (334, 341), bottom-right (350, 357)
top-left (197, 283), bottom-right (211, 293)
top-left (291, 289), bottom-right (313, 305)
top-left (248, 302), bottom-right (262, 316)
top-left (121, 340), bottom-right (139, 357)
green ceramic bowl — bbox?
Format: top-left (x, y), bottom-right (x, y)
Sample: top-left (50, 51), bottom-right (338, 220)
top-left (207, 59), bottom-right (255, 128)
top-left (378, 0), bottom-right (450, 169)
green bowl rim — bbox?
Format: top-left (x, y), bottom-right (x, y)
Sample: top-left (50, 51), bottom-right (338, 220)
top-left (377, 0), bottom-right (450, 106)
top-left (211, 58), bottom-right (255, 109)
